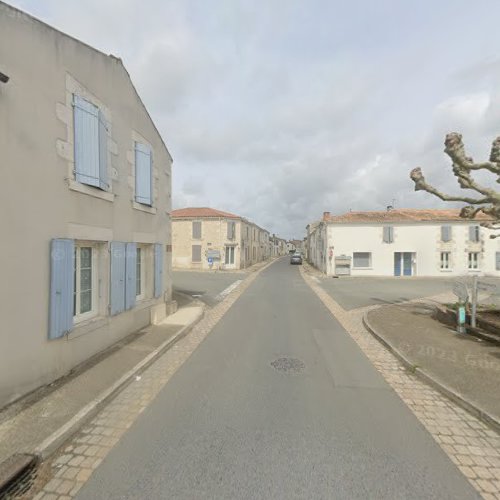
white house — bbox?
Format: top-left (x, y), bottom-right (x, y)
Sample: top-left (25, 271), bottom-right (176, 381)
top-left (306, 209), bottom-right (500, 277)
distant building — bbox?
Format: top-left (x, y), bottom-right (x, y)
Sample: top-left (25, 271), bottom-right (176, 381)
top-left (270, 234), bottom-right (288, 257)
top-left (172, 208), bottom-right (271, 270)
top-left (306, 209), bottom-right (500, 277)
top-left (0, 3), bottom-right (174, 407)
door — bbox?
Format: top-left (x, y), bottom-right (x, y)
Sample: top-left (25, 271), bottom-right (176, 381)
top-left (403, 253), bottom-right (412, 276)
top-left (394, 252), bottom-right (401, 276)
top-left (225, 246), bottom-right (235, 268)
top-left (394, 252), bottom-right (412, 277)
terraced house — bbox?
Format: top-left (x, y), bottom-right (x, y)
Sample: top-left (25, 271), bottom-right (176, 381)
top-left (0, 3), bottom-right (174, 407)
top-left (172, 207), bottom-right (270, 270)
top-left (306, 209), bottom-right (500, 277)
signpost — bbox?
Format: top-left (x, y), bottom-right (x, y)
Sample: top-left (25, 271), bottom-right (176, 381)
top-left (452, 280), bottom-right (468, 334)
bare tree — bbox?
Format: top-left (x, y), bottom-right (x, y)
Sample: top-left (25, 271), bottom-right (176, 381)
top-left (410, 132), bottom-right (500, 237)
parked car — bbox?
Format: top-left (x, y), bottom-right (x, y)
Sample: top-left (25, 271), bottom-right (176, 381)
top-left (290, 252), bottom-right (302, 265)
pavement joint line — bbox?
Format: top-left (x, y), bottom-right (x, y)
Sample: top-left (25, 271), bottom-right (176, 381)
top-left (299, 264), bottom-right (500, 499)
top-left (31, 258), bottom-right (277, 499)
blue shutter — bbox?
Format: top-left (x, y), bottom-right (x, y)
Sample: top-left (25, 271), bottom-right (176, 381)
top-left (135, 143), bottom-right (152, 205)
top-left (110, 242), bottom-right (126, 315)
top-left (73, 95), bottom-right (100, 188)
top-left (154, 243), bottom-right (163, 298)
top-left (98, 110), bottom-right (109, 190)
top-left (49, 239), bottom-right (74, 339)
top-left (125, 242), bottom-right (137, 310)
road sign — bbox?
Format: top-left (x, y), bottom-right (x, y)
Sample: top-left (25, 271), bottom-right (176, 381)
top-left (206, 249), bottom-right (221, 260)
top-left (208, 257), bottom-right (213, 264)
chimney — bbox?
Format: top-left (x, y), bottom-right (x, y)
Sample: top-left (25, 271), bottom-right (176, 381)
top-left (323, 211), bottom-right (331, 220)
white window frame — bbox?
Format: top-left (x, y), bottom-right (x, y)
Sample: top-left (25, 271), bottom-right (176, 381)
top-left (136, 245), bottom-right (146, 301)
top-left (352, 252), bottom-right (372, 269)
top-left (74, 242), bottom-right (99, 323)
top-left (468, 252), bottom-right (479, 270)
top-left (440, 251), bottom-right (451, 270)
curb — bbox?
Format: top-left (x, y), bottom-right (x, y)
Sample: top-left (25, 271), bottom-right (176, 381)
top-left (362, 312), bottom-right (500, 435)
top-left (33, 306), bottom-right (205, 461)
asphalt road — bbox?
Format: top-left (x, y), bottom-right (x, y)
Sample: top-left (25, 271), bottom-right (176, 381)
top-left (78, 258), bottom-right (477, 499)
top-left (173, 270), bottom-right (247, 307)
top-left (317, 276), bottom-right (457, 310)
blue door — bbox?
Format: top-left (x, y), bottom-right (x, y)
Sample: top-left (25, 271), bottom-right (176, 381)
top-left (403, 253), bottom-right (412, 276)
top-left (394, 252), bottom-right (401, 276)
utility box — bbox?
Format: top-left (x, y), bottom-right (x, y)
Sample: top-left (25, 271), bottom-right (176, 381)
top-left (335, 255), bottom-right (351, 276)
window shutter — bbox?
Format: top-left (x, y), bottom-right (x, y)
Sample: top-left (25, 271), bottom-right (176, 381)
top-left (496, 252), bottom-right (500, 271)
top-left (383, 226), bottom-right (393, 243)
top-left (441, 225), bottom-right (452, 242)
top-left (154, 243), bottom-right (163, 298)
top-left (49, 239), bottom-right (75, 339)
top-left (110, 241), bottom-right (126, 315)
top-left (73, 95), bottom-right (100, 188)
top-left (125, 242), bottom-right (137, 310)
top-left (98, 110), bottom-right (108, 190)
top-left (192, 221), bottom-right (202, 239)
top-left (227, 221), bottom-right (235, 240)
top-left (192, 245), bottom-right (202, 262)
top-left (135, 142), bottom-right (152, 205)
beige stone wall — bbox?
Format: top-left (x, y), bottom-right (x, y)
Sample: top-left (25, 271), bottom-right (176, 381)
top-left (173, 218), bottom-right (271, 270)
top-left (172, 218), bottom-right (242, 270)
top-left (0, 4), bottom-right (172, 407)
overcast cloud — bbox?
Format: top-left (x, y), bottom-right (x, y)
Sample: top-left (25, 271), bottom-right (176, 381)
top-left (8, 0), bottom-right (500, 238)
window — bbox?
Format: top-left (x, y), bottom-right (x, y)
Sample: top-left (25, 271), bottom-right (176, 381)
top-left (73, 245), bottom-right (97, 322)
top-left (353, 252), bottom-right (371, 268)
top-left (135, 142), bottom-right (153, 205)
top-left (192, 221), bottom-right (202, 239)
top-left (441, 225), bottom-right (452, 242)
top-left (496, 252), bottom-right (500, 271)
top-left (227, 221), bottom-right (236, 240)
top-left (246, 227), bottom-right (249, 238)
top-left (383, 226), bottom-right (394, 243)
top-left (440, 252), bottom-right (451, 270)
top-left (468, 252), bottom-right (479, 270)
top-left (136, 246), bottom-right (146, 300)
top-left (192, 245), bottom-right (202, 262)
top-left (73, 95), bottom-right (108, 190)
top-left (469, 225), bottom-right (480, 242)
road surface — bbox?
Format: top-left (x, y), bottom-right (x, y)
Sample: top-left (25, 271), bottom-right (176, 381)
top-left (77, 258), bottom-right (477, 499)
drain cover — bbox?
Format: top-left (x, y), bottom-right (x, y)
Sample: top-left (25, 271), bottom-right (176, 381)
top-left (270, 357), bottom-right (305, 374)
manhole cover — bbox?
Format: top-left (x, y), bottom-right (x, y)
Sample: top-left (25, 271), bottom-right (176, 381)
top-left (270, 357), bottom-right (305, 374)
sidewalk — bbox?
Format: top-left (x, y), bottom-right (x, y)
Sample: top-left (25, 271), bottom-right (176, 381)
top-left (365, 302), bottom-right (500, 431)
top-left (0, 299), bottom-right (204, 467)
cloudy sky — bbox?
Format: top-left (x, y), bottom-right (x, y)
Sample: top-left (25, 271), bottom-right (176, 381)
top-left (8, 0), bottom-right (500, 238)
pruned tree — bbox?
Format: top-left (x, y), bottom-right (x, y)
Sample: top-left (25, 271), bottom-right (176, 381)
top-left (410, 132), bottom-right (500, 238)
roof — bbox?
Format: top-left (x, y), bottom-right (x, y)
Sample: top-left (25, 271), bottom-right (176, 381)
top-left (323, 209), bottom-right (493, 224)
top-left (172, 207), bottom-right (241, 219)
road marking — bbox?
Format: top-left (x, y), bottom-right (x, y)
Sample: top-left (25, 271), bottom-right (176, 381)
top-left (215, 280), bottom-right (243, 301)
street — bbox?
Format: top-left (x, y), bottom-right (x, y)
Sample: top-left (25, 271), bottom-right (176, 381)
top-left (173, 270), bottom-right (248, 307)
top-left (76, 258), bottom-right (476, 499)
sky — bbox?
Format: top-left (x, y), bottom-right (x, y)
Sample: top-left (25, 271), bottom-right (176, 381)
top-left (7, 0), bottom-right (500, 239)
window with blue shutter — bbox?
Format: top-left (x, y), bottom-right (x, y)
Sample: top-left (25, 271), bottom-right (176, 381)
top-left (154, 243), bottom-right (163, 298)
top-left (135, 143), bottom-right (153, 205)
top-left (441, 225), bottom-right (452, 242)
top-left (383, 226), bottom-right (394, 243)
top-left (110, 242), bottom-right (126, 315)
top-left (73, 95), bottom-right (108, 190)
top-left (125, 242), bottom-right (137, 310)
top-left (49, 239), bottom-right (75, 339)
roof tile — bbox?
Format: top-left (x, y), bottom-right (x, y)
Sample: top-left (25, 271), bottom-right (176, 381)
top-left (172, 207), bottom-right (241, 219)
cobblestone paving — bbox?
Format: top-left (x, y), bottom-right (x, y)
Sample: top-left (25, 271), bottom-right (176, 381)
top-left (31, 261), bottom-right (273, 499)
top-left (300, 265), bottom-right (500, 500)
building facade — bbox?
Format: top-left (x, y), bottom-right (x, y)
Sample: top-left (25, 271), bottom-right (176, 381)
top-left (0, 3), bottom-right (173, 407)
top-left (172, 208), bottom-right (271, 270)
top-left (306, 209), bottom-right (500, 277)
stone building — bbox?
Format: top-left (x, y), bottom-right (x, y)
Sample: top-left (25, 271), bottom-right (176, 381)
top-left (0, 2), bottom-right (173, 407)
top-left (172, 208), bottom-right (271, 270)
